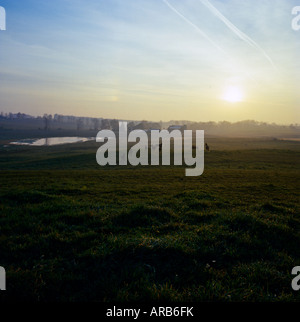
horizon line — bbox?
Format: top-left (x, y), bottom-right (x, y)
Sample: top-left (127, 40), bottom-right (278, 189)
top-left (1, 111), bottom-right (299, 127)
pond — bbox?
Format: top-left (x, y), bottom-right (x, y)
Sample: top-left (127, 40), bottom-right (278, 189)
top-left (10, 137), bottom-right (95, 146)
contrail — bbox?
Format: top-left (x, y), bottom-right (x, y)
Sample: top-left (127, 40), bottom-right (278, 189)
top-left (199, 0), bottom-right (277, 69)
top-left (163, 0), bottom-right (226, 55)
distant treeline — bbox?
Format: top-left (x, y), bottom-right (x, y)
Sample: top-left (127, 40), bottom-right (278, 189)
top-left (187, 120), bottom-right (300, 138)
top-left (0, 112), bottom-right (299, 138)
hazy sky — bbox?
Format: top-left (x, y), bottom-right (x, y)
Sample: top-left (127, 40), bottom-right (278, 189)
top-left (0, 0), bottom-right (299, 123)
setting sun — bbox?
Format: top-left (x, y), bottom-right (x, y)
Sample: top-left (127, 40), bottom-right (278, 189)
top-left (222, 86), bottom-right (244, 103)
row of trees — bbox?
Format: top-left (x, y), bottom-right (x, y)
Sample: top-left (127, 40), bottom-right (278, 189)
top-left (42, 114), bottom-right (119, 132)
top-left (1, 112), bottom-right (299, 136)
top-left (0, 112), bottom-right (33, 120)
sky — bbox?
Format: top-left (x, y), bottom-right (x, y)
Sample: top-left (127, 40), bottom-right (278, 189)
top-left (0, 0), bottom-right (299, 123)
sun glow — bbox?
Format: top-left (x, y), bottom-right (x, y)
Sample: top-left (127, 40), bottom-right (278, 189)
top-left (222, 86), bottom-right (244, 103)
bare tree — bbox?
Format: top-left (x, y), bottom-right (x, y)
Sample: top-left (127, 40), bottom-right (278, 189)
top-left (76, 118), bottom-right (83, 131)
top-left (101, 119), bottom-right (111, 130)
top-left (43, 114), bottom-right (52, 131)
top-left (93, 118), bottom-right (100, 131)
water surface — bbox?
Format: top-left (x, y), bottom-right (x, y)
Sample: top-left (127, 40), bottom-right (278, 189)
top-left (10, 137), bottom-right (94, 146)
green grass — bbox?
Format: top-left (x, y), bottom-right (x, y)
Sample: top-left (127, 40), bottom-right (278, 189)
top-left (0, 138), bottom-right (299, 302)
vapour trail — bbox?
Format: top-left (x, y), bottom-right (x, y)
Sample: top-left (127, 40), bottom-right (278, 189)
top-left (163, 0), bottom-right (226, 55)
top-left (199, 0), bottom-right (277, 70)
top-left (162, 0), bottom-right (257, 82)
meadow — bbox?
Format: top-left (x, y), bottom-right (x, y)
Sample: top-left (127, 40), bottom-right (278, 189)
top-left (0, 137), bottom-right (299, 301)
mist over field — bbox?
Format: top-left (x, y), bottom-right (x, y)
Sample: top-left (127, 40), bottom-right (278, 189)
top-left (0, 112), bottom-right (299, 142)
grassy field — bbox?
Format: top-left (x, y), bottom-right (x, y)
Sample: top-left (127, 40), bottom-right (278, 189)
top-left (0, 137), bottom-right (299, 302)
